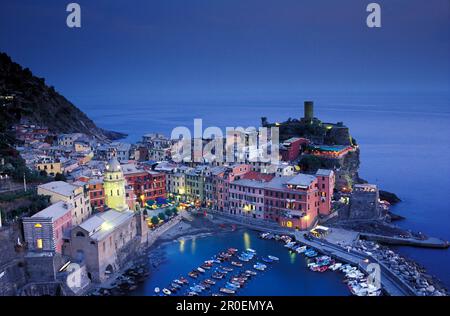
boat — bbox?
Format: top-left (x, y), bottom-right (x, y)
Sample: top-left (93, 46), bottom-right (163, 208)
top-left (231, 261), bottom-right (243, 267)
top-left (179, 277), bottom-right (189, 284)
top-left (284, 241), bottom-right (295, 248)
top-left (268, 255), bottom-right (279, 261)
top-left (212, 272), bottom-right (224, 279)
top-left (329, 263), bottom-right (342, 271)
top-left (188, 271), bottom-right (199, 278)
top-left (220, 288), bottom-right (235, 294)
top-left (253, 263), bottom-right (267, 271)
top-left (197, 267), bottom-right (206, 273)
top-left (204, 279), bottom-right (216, 285)
top-left (187, 291), bottom-right (199, 296)
top-left (228, 248), bottom-right (238, 253)
top-left (304, 249), bottom-right (318, 258)
top-left (212, 293), bottom-right (224, 296)
top-left (171, 283), bottom-right (181, 289)
top-left (169, 286), bottom-right (178, 293)
top-left (296, 246), bottom-right (307, 254)
top-left (226, 282), bottom-right (240, 289)
top-left (201, 281), bottom-right (211, 289)
top-left (154, 287), bottom-right (160, 294)
top-left (190, 286), bottom-right (202, 293)
top-left (174, 279), bottom-right (184, 285)
top-left (261, 256), bottom-right (274, 263)
top-left (246, 248), bottom-right (256, 253)
top-left (201, 263), bottom-right (212, 270)
top-left (245, 270), bottom-right (257, 276)
top-left (222, 267), bottom-right (234, 272)
top-left (162, 288), bottom-right (171, 295)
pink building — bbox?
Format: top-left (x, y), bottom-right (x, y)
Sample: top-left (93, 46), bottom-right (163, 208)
top-left (316, 169), bottom-right (335, 216)
top-left (264, 174), bottom-right (320, 230)
top-left (23, 201), bottom-right (73, 253)
top-left (206, 164), bottom-right (252, 212)
top-left (216, 164), bottom-right (252, 212)
top-left (229, 172), bottom-right (274, 219)
top-left (280, 137), bottom-right (309, 161)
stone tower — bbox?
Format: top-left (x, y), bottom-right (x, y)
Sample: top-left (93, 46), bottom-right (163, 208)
top-left (103, 155), bottom-right (127, 211)
top-left (304, 101), bottom-right (314, 121)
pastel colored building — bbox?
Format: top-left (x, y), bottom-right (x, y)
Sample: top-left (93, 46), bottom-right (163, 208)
top-left (229, 172), bottom-right (274, 219)
top-left (316, 169), bottom-right (335, 216)
top-left (121, 163), bottom-right (166, 206)
top-left (264, 174), bottom-right (320, 230)
top-left (37, 181), bottom-right (91, 226)
top-left (23, 201), bottom-right (73, 253)
top-left (214, 164), bottom-right (252, 212)
top-left (35, 157), bottom-right (63, 177)
top-left (280, 137), bottom-right (309, 161)
top-left (88, 178), bottom-right (105, 212)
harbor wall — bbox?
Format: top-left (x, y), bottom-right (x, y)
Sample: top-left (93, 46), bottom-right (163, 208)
top-left (143, 215), bottom-right (182, 248)
top-left (359, 233), bottom-right (449, 249)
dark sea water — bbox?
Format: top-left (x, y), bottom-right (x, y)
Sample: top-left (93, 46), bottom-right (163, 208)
top-left (79, 92), bottom-right (450, 290)
top-left (130, 228), bottom-right (350, 296)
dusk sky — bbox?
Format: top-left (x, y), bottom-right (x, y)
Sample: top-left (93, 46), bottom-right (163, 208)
top-left (1, 0), bottom-right (449, 106)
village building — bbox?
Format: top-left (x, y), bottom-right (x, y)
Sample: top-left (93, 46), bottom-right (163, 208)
top-left (23, 201), bottom-right (73, 253)
top-left (68, 156), bottom-right (146, 283)
top-left (37, 181), bottom-right (91, 226)
top-left (35, 157), bottom-right (63, 177)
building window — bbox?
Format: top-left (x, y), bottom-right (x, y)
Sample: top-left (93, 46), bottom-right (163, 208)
top-left (36, 238), bottom-right (43, 249)
top-left (34, 223), bottom-right (42, 228)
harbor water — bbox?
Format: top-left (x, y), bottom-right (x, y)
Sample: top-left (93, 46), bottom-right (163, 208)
top-left (129, 228), bottom-right (350, 296)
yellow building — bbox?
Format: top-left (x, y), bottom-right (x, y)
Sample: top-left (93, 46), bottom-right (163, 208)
top-left (103, 156), bottom-right (127, 211)
top-left (35, 159), bottom-right (63, 177)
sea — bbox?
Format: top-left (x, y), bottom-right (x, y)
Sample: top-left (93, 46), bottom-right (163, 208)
top-left (79, 92), bottom-right (450, 292)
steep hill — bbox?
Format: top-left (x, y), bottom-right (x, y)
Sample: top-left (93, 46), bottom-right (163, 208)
top-left (0, 52), bottom-right (125, 140)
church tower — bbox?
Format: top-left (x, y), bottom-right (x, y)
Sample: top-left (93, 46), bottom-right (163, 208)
top-left (104, 155), bottom-right (127, 211)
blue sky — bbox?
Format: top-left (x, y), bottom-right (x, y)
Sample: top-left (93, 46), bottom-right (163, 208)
top-left (0, 0), bottom-right (449, 106)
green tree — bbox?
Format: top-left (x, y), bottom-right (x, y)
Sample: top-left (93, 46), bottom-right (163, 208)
top-left (150, 216), bottom-right (159, 225)
top-left (158, 212), bottom-right (166, 221)
top-left (164, 208), bottom-right (173, 217)
top-left (299, 155), bottom-right (322, 172)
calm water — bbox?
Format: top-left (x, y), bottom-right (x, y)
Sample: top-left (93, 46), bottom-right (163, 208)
top-left (80, 92), bottom-right (450, 289)
top-left (130, 228), bottom-right (349, 296)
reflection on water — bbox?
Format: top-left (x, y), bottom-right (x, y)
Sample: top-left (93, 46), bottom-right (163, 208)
top-left (191, 237), bottom-right (196, 254)
top-left (243, 232), bottom-right (251, 250)
top-left (130, 228), bottom-right (349, 296)
top-left (179, 238), bottom-right (185, 253)
top-left (290, 251), bottom-right (297, 264)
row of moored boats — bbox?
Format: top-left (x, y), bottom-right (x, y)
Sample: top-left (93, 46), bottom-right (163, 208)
top-left (260, 232), bottom-right (382, 296)
top-left (155, 247), bottom-right (279, 296)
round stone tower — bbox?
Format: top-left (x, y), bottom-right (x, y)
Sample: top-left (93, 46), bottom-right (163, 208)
top-left (103, 155), bottom-right (127, 211)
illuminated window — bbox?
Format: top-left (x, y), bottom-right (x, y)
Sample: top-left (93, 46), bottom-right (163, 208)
top-left (36, 239), bottom-right (43, 249)
top-left (34, 223), bottom-right (42, 228)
